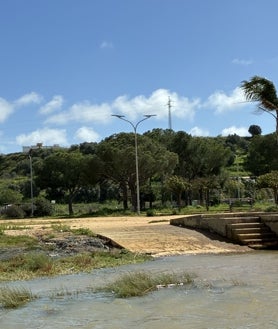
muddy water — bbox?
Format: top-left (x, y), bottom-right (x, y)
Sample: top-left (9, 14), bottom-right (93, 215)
top-left (0, 251), bottom-right (277, 329)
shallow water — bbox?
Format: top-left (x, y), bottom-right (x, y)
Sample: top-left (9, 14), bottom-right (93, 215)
top-left (0, 251), bottom-right (277, 329)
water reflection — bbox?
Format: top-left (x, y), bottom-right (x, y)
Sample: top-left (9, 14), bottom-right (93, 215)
top-left (0, 251), bottom-right (277, 329)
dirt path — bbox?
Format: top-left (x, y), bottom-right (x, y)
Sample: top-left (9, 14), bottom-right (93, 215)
top-left (1, 215), bottom-right (251, 256)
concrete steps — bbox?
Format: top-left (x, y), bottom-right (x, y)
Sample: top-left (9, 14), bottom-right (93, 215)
top-left (226, 217), bottom-right (278, 250)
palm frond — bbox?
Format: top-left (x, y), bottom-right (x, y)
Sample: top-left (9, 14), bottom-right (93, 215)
top-left (241, 76), bottom-right (278, 110)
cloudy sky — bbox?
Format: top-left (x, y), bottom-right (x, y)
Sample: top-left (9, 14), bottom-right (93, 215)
top-left (0, 0), bottom-right (277, 154)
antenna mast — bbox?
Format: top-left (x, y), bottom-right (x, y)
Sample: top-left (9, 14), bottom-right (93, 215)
top-left (167, 96), bottom-right (172, 130)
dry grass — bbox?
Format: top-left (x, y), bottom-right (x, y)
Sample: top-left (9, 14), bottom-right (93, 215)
top-left (0, 250), bottom-right (151, 281)
top-left (100, 271), bottom-right (195, 298)
top-left (0, 286), bottom-right (35, 308)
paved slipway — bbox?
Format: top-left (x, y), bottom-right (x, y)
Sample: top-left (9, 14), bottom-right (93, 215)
top-left (65, 215), bottom-right (251, 256)
top-left (0, 215), bottom-right (251, 257)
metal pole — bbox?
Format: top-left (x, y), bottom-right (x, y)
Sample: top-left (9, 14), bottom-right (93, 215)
top-left (29, 150), bottom-right (34, 217)
top-left (167, 96), bottom-right (172, 130)
top-left (112, 114), bottom-right (156, 215)
top-left (134, 128), bottom-right (140, 215)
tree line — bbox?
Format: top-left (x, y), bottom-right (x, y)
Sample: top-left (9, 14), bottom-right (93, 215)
top-left (1, 128), bottom-right (278, 216)
top-left (2, 74), bottom-right (278, 216)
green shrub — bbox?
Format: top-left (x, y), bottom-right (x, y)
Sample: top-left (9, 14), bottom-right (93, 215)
top-left (51, 224), bottom-right (71, 232)
top-left (23, 253), bottom-right (53, 272)
top-left (0, 235), bottom-right (38, 249)
top-left (146, 209), bottom-right (156, 217)
top-left (20, 203), bottom-right (33, 217)
top-left (34, 197), bottom-right (54, 216)
top-left (71, 227), bottom-right (95, 236)
top-left (0, 189), bottom-right (23, 206)
top-left (3, 204), bottom-right (25, 218)
top-left (69, 253), bottom-right (95, 268)
top-left (265, 205), bottom-right (278, 212)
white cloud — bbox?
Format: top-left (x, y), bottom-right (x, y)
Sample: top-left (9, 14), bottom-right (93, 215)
top-left (45, 101), bottom-right (112, 125)
top-left (14, 92), bottom-right (43, 107)
top-left (189, 126), bottom-right (210, 136)
top-left (0, 92), bottom-right (43, 124)
top-left (0, 98), bottom-right (14, 123)
top-left (44, 89), bottom-right (199, 126)
top-left (232, 58), bottom-right (253, 65)
top-left (39, 95), bottom-right (64, 115)
top-left (221, 126), bottom-right (249, 136)
top-left (16, 128), bottom-right (68, 146)
top-left (41, 89), bottom-right (202, 127)
top-left (100, 41), bottom-right (114, 49)
top-left (204, 87), bottom-right (246, 114)
top-left (112, 89), bottom-right (199, 121)
top-left (74, 127), bottom-right (100, 142)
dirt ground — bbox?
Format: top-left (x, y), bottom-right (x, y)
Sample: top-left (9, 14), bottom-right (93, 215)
top-left (0, 215), bottom-right (251, 257)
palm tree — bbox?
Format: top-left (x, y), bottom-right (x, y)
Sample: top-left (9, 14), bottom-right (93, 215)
top-left (241, 76), bottom-right (278, 140)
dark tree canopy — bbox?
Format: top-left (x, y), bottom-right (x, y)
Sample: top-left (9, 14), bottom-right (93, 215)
top-left (1, 126), bottom-right (277, 215)
top-left (248, 125), bottom-right (262, 137)
top-left (35, 150), bottom-right (101, 215)
top-left (96, 132), bottom-right (178, 210)
top-left (244, 133), bottom-right (278, 176)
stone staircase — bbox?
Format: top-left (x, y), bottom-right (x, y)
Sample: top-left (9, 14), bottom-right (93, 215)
top-left (226, 216), bottom-right (278, 249)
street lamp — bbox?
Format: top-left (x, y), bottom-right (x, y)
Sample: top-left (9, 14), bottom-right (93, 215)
top-left (28, 149), bottom-right (34, 217)
top-left (112, 114), bottom-right (156, 215)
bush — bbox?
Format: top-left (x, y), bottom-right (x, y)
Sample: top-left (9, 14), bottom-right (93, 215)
top-left (3, 204), bottom-right (25, 218)
top-left (0, 188), bottom-right (23, 205)
top-left (146, 208), bottom-right (156, 217)
top-left (20, 203), bottom-right (33, 217)
top-left (23, 253), bottom-right (53, 272)
top-left (265, 205), bottom-right (278, 212)
top-left (34, 197), bottom-right (54, 216)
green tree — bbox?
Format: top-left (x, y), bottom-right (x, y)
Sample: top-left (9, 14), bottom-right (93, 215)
top-left (191, 176), bottom-right (222, 210)
top-left (186, 137), bottom-right (232, 180)
top-left (168, 131), bottom-right (191, 176)
top-left (257, 171), bottom-right (278, 204)
top-left (35, 150), bottom-right (101, 215)
top-left (0, 188), bottom-right (23, 205)
top-left (244, 133), bottom-right (278, 176)
top-left (96, 133), bottom-right (178, 211)
top-left (224, 134), bottom-right (249, 153)
top-left (144, 128), bottom-right (176, 149)
top-left (248, 125), bottom-right (262, 137)
top-left (165, 175), bottom-right (191, 209)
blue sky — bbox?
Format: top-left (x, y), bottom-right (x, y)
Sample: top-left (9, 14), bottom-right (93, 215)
top-left (0, 0), bottom-right (278, 154)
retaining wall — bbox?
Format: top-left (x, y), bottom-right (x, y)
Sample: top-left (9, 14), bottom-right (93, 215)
top-left (170, 212), bottom-right (278, 238)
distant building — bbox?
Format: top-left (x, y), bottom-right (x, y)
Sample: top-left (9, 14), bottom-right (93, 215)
top-left (22, 143), bottom-right (63, 153)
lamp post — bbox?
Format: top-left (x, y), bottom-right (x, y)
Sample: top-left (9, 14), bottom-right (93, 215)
top-left (28, 149), bottom-right (34, 217)
top-left (112, 114), bottom-right (156, 215)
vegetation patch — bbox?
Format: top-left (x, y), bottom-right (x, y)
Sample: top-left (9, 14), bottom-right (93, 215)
top-left (51, 224), bottom-right (72, 232)
top-left (0, 286), bottom-right (35, 308)
top-left (0, 249), bottom-right (151, 282)
top-left (0, 224), bottom-right (28, 231)
top-left (71, 227), bottom-right (96, 236)
top-left (100, 271), bottom-right (195, 298)
top-left (0, 234), bottom-right (38, 249)
top-left (0, 221), bottom-right (152, 281)
top-left (50, 224), bottom-right (96, 237)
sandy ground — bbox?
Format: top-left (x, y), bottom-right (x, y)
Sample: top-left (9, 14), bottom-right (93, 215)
top-left (0, 215), bottom-right (251, 256)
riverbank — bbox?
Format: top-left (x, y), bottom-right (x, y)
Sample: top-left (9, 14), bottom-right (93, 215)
top-left (0, 215), bottom-right (251, 257)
